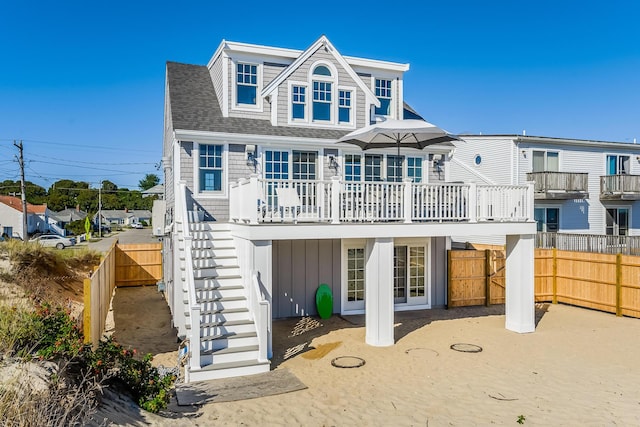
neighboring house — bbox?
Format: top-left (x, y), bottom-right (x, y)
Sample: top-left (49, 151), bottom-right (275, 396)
top-left (142, 184), bottom-right (164, 199)
top-left (449, 135), bottom-right (640, 244)
top-left (163, 36), bottom-right (535, 382)
top-left (95, 209), bottom-right (152, 226)
top-left (49, 206), bottom-right (88, 236)
top-left (0, 195), bottom-right (49, 238)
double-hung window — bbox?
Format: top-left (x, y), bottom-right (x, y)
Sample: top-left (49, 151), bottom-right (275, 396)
top-left (291, 85), bottom-right (306, 120)
top-left (338, 90), bottom-right (351, 123)
top-left (386, 155), bottom-right (403, 182)
top-left (292, 151), bottom-right (316, 180)
top-left (312, 65), bottom-right (333, 122)
top-left (199, 144), bottom-right (223, 192)
top-left (375, 78), bottom-right (392, 116)
top-left (606, 155), bottom-right (629, 175)
top-left (364, 155), bottom-right (383, 181)
top-left (407, 157), bottom-right (422, 183)
top-left (236, 63), bottom-right (257, 106)
top-left (344, 154), bottom-right (362, 182)
top-left (532, 150), bottom-right (559, 172)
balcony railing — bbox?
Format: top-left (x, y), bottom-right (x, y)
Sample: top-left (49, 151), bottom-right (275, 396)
top-left (600, 174), bottom-right (640, 200)
top-left (536, 232), bottom-right (640, 255)
top-left (229, 176), bottom-right (533, 225)
top-left (526, 172), bottom-right (589, 200)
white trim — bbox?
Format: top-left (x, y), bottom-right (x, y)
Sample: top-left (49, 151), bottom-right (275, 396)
top-left (341, 239), bottom-right (367, 314)
top-left (337, 85), bottom-right (356, 128)
top-left (222, 53), bottom-right (229, 117)
top-left (270, 89), bottom-right (278, 126)
top-left (230, 57), bottom-right (263, 112)
top-left (261, 36), bottom-right (380, 108)
top-left (192, 142), bottom-right (229, 199)
top-left (209, 39), bottom-right (409, 73)
top-left (287, 80), bottom-right (309, 125)
top-left (530, 148), bottom-right (560, 172)
top-left (603, 152), bottom-right (632, 175)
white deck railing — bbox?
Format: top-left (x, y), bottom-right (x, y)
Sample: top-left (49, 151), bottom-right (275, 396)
top-left (229, 175), bottom-right (534, 224)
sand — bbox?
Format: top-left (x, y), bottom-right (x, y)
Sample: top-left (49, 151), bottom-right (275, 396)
top-left (106, 291), bottom-right (640, 426)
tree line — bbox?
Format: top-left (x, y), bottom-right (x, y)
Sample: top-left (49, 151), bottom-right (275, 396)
top-left (0, 174), bottom-right (160, 212)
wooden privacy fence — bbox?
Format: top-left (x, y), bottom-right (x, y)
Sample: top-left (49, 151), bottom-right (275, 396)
top-left (83, 242), bottom-right (163, 346)
top-left (115, 243), bottom-right (163, 287)
top-left (447, 249), bottom-right (505, 307)
top-left (448, 249), bottom-right (640, 318)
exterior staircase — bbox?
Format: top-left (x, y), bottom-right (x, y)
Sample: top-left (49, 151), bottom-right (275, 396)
top-left (179, 222), bottom-right (270, 382)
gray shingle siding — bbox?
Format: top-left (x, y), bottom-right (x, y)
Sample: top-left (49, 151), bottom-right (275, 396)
top-left (166, 61), bottom-right (348, 140)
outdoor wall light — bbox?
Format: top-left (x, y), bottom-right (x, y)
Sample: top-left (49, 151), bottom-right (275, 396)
top-left (328, 155), bottom-right (340, 170)
top-left (246, 144), bottom-right (257, 167)
top-left (522, 150), bottom-right (527, 158)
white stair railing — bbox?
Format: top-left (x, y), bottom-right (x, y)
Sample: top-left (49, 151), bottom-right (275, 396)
top-left (176, 181), bottom-right (201, 372)
top-left (249, 271), bottom-right (271, 362)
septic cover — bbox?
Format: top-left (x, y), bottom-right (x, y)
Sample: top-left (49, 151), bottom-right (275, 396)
top-left (450, 343), bottom-right (483, 353)
top-left (331, 356), bottom-right (366, 368)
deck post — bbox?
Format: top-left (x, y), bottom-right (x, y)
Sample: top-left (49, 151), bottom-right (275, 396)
top-left (331, 176), bottom-right (340, 224)
top-left (468, 182), bottom-right (477, 222)
top-left (365, 237), bottom-right (394, 346)
top-left (505, 233), bottom-right (535, 333)
top-left (403, 179), bottom-right (412, 223)
top-left (248, 174), bottom-right (259, 225)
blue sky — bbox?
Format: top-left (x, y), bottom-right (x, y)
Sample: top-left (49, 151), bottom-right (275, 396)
top-left (1, 1), bottom-right (639, 189)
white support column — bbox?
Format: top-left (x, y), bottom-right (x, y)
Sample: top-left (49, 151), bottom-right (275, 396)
top-left (365, 237), bottom-right (395, 346)
top-left (403, 178), bottom-right (412, 223)
top-left (505, 234), bottom-right (535, 333)
top-left (248, 174), bottom-right (259, 225)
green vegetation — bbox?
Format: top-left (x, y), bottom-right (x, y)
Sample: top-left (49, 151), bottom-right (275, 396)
top-left (0, 245), bottom-right (175, 425)
top-left (0, 177), bottom-right (158, 212)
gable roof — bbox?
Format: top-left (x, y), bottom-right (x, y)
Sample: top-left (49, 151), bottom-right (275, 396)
top-left (261, 36), bottom-right (379, 107)
top-left (51, 208), bottom-right (88, 223)
top-left (0, 195), bottom-right (47, 215)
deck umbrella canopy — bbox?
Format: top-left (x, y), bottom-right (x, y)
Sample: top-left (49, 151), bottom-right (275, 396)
top-left (337, 118), bottom-right (459, 156)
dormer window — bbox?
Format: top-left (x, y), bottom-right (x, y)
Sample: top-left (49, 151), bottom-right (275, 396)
top-left (236, 63), bottom-right (258, 105)
top-left (312, 65), bottom-right (333, 122)
top-left (375, 78), bottom-right (392, 116)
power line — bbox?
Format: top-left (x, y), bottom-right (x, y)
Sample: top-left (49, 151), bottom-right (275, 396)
top-left (29, 159), bottom-right (154, 174)
top-left (27, 153), bottom-right (156, 166)
top-left (0, 138), bottom-right (156, 153)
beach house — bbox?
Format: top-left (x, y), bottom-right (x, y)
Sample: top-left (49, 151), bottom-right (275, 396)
top-left (449, 135), bottom-right (640, 248)
top-left (162, 36), bottom-right (536, 382)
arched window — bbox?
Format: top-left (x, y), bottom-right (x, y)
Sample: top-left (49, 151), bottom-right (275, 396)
top-left (312, 64), bottom-right (334, 121)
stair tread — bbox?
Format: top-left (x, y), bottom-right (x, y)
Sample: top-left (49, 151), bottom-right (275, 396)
top-left (197, 359), bottom-right (270, 372)
top-left (200, 331), bottom-right (256, 342)
top-left (200, 307), bottom-right (249, 315)
top-left (201, 344), bottom-right (258, 356)
top-left (197, 284), bottom-right (244, 291)
top-left (200, 319), bottom-right (254, 328)
top-left (197, 295), bottom-right (246, 303)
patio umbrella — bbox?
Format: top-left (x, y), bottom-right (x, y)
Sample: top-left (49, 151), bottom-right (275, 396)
top-left (337, 118), bottom-right (459, 156)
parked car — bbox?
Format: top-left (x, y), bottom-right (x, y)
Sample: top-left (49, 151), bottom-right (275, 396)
top-left (32, 234), bottom-right (76, 249)
top-left (131, 223), bottom-right (143, 229)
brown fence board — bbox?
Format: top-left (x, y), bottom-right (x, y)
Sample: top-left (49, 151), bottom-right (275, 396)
top-left (448, 248), bottom-right (640, 318)
top-left (115, 243), bottom-right (162, 287)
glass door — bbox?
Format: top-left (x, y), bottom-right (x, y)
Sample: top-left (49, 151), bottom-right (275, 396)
top-left (345, 247), bottom-right (365, 311)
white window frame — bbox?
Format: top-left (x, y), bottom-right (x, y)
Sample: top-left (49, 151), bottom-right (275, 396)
top-left (341, 239), bottom-right (367, 314)
top-left (337, 86), bottom-right (356, 127)
top-left (341, 152), bottom-right (427, 182)
top-left (231, 58), bottom-right (263, 112)
top-left (532, 149), bottom-right (560, 172)
top-left (393, 238), bottom-right (430, 309)
top-left (406, 156), bottom-right (424, 183)
top-left (287, 81), bottom-right (308, 123)
top-left (373, 76), bottom-right (394, 118)
top-left (605, 153), bottom-right (631, 175)
top-left (193, 142), bottom-right (228, 199)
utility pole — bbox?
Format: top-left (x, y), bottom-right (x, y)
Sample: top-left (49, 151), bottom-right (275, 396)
top-left (13, 140), bottom-right (27, 241)
top-left (98, 182), bottom-right (102, 238)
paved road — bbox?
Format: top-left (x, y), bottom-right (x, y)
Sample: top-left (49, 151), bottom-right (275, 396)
top-left (86, 228), bottom-right (162, 253)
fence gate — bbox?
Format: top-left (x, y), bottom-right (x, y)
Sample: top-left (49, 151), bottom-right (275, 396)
top-left (447, 249), bottom-right (505, 307)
